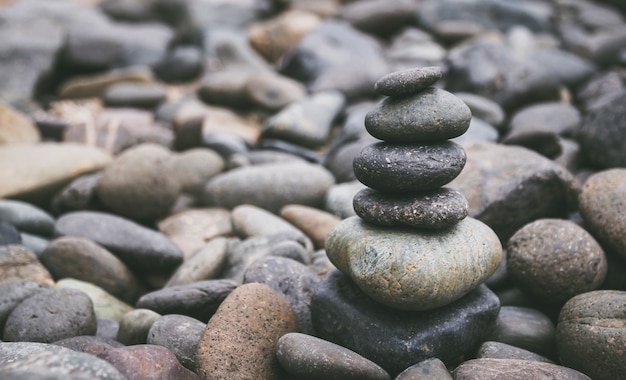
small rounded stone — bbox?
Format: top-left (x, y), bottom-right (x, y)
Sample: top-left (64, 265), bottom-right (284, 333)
top-left (353, 141), bottom-right (466, 193)
top-left (507, 219), bottom-right (607, 304)
top-left (556, 290), bottom-right (626, 380)
top-left (276, 332), bottom-right (390, 380)
top-left (374, 66), bottom-right (443, 96)
top-left (325, 216), bottom-right (502, 310)
top-left (453, 358), bottom-right (591, 380)
top-left (353, 187), bottom-right (468, 229)
top-left (365, 87), bottom-right (471, 142)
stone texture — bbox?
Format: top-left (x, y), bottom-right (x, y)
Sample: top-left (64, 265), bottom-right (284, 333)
top-left (449, 142), bottom-right (576, 241)
top-left (0, 199), bottom-right (55, 237)
top-left (353, 187), bottom-right (468, 229)
top-left (116, 309), bottom-right (160, 346)
top-left (0, 102), bottom-right (40, 144)
top-left (353, 141), bottom-right (467, 193)
top-left (0, 143), bottom-right (111, 205)
top-left (578, 169), bottom-right (626, 259)
top-left (279, 204), bottom-right (341, 250)
top-left (577, 89), bottom-right (626, 168)
top-left (97, 143), bottom-right (180, 223)
top-left (147, 314), bottom-right (205, 371)
top-left (507, 219), bottom-right (607, 304)
top-left (0, 341), bottom-right (125, 380)
top-left (136, 279), bottom-right (237, 323)
top-left (365, 87), bottom-right (471, 142)
top-left (55, 278), bottom-right (133, 323)
top-left (326, 216), bottom-right (501, 310)
top-left (453, 358), bottom-right (591, 380)
top-left (477, 341), bottom-right (554, 363)
top-left (165, 237), bottom-right (230, 287)
top-left (54, 211), bottom-right (183, 274)
top-left (40, 237), bottom-right (144, 304)
top-left (244, 256), bottom-right (320, 334)
top-left (311, 270), bottom-right (500, 376)
top-left (3, 287), bottom-right (96, 343)
top-left (395, 358), bottom-right (453, 380)
top-left (0, 281), bottom-right (51, 331)
top-left (556, 290), bottom-right (626, 380)
top-left (202, 162), bottom-right (335, 213)
top-left (276, 333), bottom-right (390, 380)
top-left (195, 283), bottom-right (298, 380)
top-left (158, 208), bottom-right (232, 259)
top-left (0, 244), bottom-right (54, 286)
top-left (486, 306), bottom-right (556, 359)
top-left (172, 148), bottom-right (225, 197)
top-left (373, 66), bottom-right (442, 97)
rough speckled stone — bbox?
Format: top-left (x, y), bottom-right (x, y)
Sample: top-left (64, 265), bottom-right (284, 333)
top-left (311, 270), bottom-right (500, 376)
top-left (556, 290), bottom-right (626, 380)
top-left (578, 169), bottom-right (626, 259)
top-left (507, 219), bottom-right (607, 304)
top-left (353, 141), bottom-right (466, 193)
top-left (453, 358), bottom-right (591, 380)
top-left (365, 87), bottom-right (471, 142)
top-left (0, 281), bottom-right (51, 331)
top-left (55, 278), bottom-right (133, 323)
top-left (195, 283), bottom-right (298, 380)
top-left (276, 333), bottom-right (390, 380)
top-left (3, 287), bottom-right (97, 343)
top-left (477, 341), bottom-right (554, 363)
top-left (326, 216), bottom-right (501, 310)
top-left (373, 66), bottom-right (442, 97)
top-left (353, 187), bottom-right (468, 229)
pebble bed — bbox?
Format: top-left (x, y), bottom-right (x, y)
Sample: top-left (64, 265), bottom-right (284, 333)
top-left (0, 0), bottom-right (625, 379)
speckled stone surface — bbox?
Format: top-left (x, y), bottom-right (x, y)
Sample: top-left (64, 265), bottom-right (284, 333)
top-left (453, 358), bottom-right (591, 380)
top-left (507, 219), bottom-right (607, 304)
top-left (353, 141), bottom-right (466, 193)
top-left (325, 216), bottom-right (502, 310)
top-left (556, 290), bottom-right (626, 380)
top-left (373, 66), bottom-right (442, 97)
top-left (365, 87), bottom-right (471, 142)
top-left (353, 187), bottom-right (468, 229)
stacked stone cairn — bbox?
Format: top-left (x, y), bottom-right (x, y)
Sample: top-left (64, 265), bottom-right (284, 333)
top-left (319, 67), bottom-right (504, 372)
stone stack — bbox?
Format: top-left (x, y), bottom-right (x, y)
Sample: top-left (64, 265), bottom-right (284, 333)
top-left (314, 67), bottom-right (504, 374)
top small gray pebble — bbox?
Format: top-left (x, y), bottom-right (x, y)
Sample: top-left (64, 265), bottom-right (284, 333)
top-left (374, 67), bottom-right (443, 97)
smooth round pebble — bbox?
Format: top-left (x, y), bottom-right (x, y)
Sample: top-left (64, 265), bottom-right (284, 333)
top-left (326, 216), bottom-right (502, 310)
top-left (279, 204), bottom-right (341, 250)
top-left (147, 314), bottom-right (205, 371)
top-left (353, 187), bottom-right (468, 229)
top-left (276, 332), bottom-right (390, 380)
top-left (353, 141), bottom-right (466, 193)
top-left (195, 283), bottom-right (298, 380)
top-left (365, 87), bottom-right (471, 142)
top-left (116, 309), bottom-right (161, 346)
top-left (578, 169), bottom-right (626, 259)
top-left (373, 66), bottom-right (442, 96)
top-left (507, 218), bottom-right (607, 304)
top-left (3, 288), bottom-right (96, 343)
top-left (556, 290), bottom-right (626, 380)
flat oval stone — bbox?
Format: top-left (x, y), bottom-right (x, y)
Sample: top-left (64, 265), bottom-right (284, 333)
top-left (276, 332), bottom-right (390, 380)
top-left (3, 287), bottom-right (97, 343)
top-left (353, 142), bottom-right (466, 193)
top-left (102, 82), bottom-right (167, 109)
top-left (578, 169), bottom-right (626, 260)
top-left (477, 341), bottom-right (554, 363)
top-left (453, 358), bottom-right (591, 380)
top-left (0, 244), bottom-right (54, 286)
top-left (353, 187), bottom-right (468, 229)
top-left (326, 216), bottom-right (502, 310)
top-left (507, 219), bottom-right (607, 304)
top-left (165, 237), bottom-right (229, 287)
top-left (0, 199), bottom-right (55, 237)
top-left (202, 162), bottom-right (335, 213)
top-left (195, 283), bottom-right (298, 380)
top-left (311, 270), bottom-right (500, 376)
top-left (54, 211), bottom-right (183, 274)
top-left (374, 66), bottom-right (442, 96)
top-left (556, 290), bottom-right (626, 380)
top-left (40, 237), bottom-right (144, 304)
top-left (365, 87), bottom-right (471, 142)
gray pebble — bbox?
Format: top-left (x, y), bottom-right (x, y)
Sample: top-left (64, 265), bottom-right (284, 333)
top-left (147, 314), bottom-right (205, 371)
top-left (374, 66), bottom-right (442, 96)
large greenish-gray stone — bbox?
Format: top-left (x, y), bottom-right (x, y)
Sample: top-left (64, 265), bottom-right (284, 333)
top-left (326, 216), bottom-right (502, 310)
top-left (365, 87), bottom-right (471, 142)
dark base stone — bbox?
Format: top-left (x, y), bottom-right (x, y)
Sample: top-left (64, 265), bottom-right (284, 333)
top-left (311, 270), bottom-right (500, 376)
top-left (353, 187), bottom-right (468, 229)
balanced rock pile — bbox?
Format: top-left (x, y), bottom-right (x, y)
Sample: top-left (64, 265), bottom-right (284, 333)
top-left (316, 67), bottom-right (504, 372)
